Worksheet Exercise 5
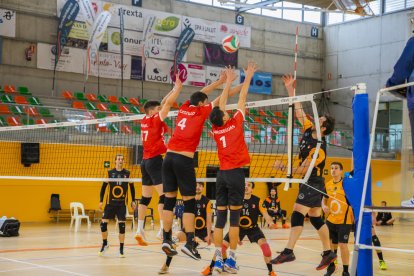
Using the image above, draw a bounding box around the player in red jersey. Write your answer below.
[208,61,257,273]
[135,75,183,246]
[161,69,242,260]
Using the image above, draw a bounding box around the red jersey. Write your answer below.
[212,110,250,170]
[141,113,168,159]
[167,100,213,153]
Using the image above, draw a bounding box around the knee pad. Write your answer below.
[260,243,272,257]
[291,211,305,227]
[310,216,325,230]
[215,209,227,229]
[229,209,241,227]
[184,198,196,214]
[158,194,165,204]
[140,196,152,206]
[372,235,381,247]
[100,221,108,232]
[118,222,126,234]
[164,197,177,211]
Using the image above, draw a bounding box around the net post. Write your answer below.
[284,101,295,191]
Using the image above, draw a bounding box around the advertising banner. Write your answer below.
[182,16,218,43]
[240,71,272,95]
[145,58,172,83]
[0,9,16,38]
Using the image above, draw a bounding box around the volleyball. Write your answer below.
[222,34,240,53]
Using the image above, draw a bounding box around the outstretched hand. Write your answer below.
[219,69,227,84]
[243,61,258,78]
[282,74,296,96]
[224,66,238,83]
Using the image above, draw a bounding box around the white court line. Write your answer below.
[0,256,88,276]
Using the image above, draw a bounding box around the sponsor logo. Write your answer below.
[155,16,180,32]
[298,193,305,200]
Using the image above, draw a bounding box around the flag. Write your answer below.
[77,0,96,37]
[173,26,195,75]
[86,10,111,80]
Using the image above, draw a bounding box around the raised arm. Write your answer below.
[159,74,183,121]
[387,37,414,87]
[282,74,307,126]
[238,61,258,113]
[212,67,238,108]
[201,69,227,95]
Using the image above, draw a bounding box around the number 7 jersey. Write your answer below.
[212,109,250,170]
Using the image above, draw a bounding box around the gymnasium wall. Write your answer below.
[0,0,323,104]
[0,139,401,222]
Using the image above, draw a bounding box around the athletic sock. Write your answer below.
[137,220,144,232]
[166,256,172,267]
[229,249,236,259]
[163,229,172,241]
[377,252,384,261]
[343,265,349,273]
[266,263,273,272]
[103,239,108,246]
[186,232,195,246]
[120,243,124,254]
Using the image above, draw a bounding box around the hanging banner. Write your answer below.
[87,10,111,79]
[68,21,108,42]
[78,0,96,36]
[182,16,218,43]
[204,43,238,68]
[57,0,102,22]
[206,66,240,86]
[147,10,182,37]
[216,23,251,48]
[145,58,172,83]
[37,43,131,79]
[108,28,143,56]
[182,63,206,87]
[0,9,16,38]
[240,71,272,95]
[104,2,144,31]
[131,55,143,80]
[146,35,179,61]
[55,0,80,70]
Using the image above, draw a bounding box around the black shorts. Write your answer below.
[295,176,325,208]
[216,168,245,207]
[326,221,352,244]
[224,226,265,244]
[162,152,196,196]
[141,155,163,186]
[102,204,126,221]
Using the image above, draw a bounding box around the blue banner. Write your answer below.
[240,71,272,95]
[55,0,79,69]
[173,26,195,74]
[131,56,143,80]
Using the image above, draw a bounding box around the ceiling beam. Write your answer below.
[237,0,282,13]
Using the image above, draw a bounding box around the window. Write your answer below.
[189,0,213,4]
[384,0,405,13]
[282,1,303,22]
[327,11,344,25]
[213,0,234,10]
[261,2,283,18]
[304,5,321,24]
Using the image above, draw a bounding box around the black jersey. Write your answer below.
[239,195,266,229]
[263,196,281,210]
[195,195,212,230]
[100,168,135,206]
[298,119,327,177]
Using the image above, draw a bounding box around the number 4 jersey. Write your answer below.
[212,109,250,170]
[167,100,213,153]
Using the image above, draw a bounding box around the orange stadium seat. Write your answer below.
[121,125,132,134]
[7,116,22,126]
[36,118,47,125]
[24,106,40,116]
[120,105,131,113]
[96,103,108,112]
[0,105,11,114]
[4,85,16,93]
[62,90,74,100]
[129,98,140,106]
[72,101,86,109]
[86,93,98,102]
[14,95,29,105]
[108,95,119,103]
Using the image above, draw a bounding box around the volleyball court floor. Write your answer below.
[0,221,413,275]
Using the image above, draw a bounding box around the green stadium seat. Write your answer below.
[0,116,8,126]
[249,109,259,116]
[22,117,35,125]
[132,125,141,134]
[28,96,41,105]
[86,102,98,111]
[279,119,287,126]
[1,94,15,103]
[108,124,119,133]
[119,96,129,105]
[266,110,276,117]
[139,99,148,105]
[39,107,54,117]
[97,94,109,103]
[10,105,25,115]
[130,106,141,114]
[164,117,173,127]
[108,104,121,113]
[74,92,87,101]
[245,116,255,123]
[18,86,31,95]
[96,112,107,119]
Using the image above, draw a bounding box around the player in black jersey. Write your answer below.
[263,187,290,228]
[159,182,213,274]
[271,74,336,270]
[203,182,277,276]
[98,154,136,257]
